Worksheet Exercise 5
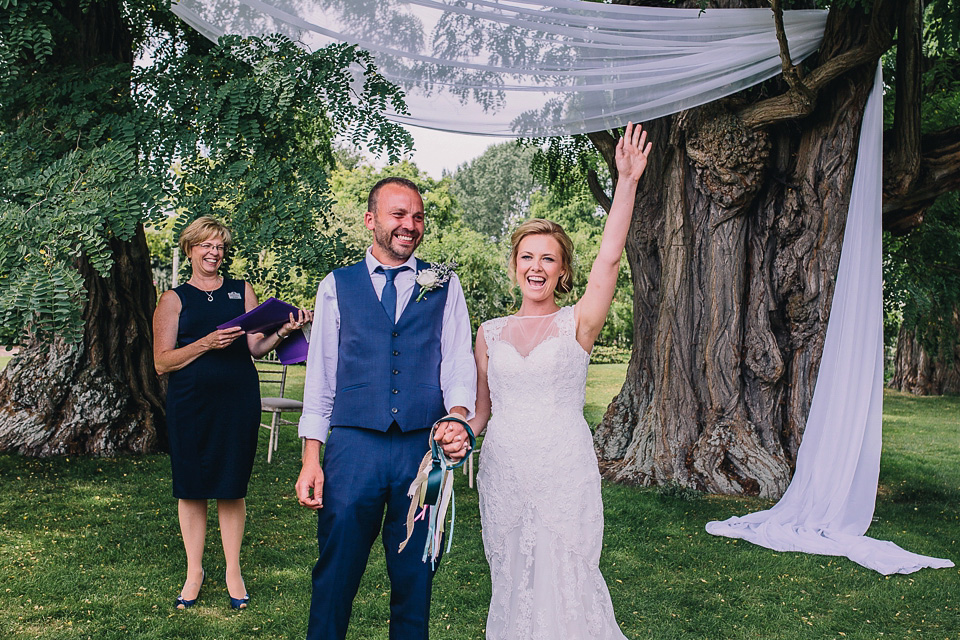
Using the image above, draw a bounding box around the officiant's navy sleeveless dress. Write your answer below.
[166,278,260,499]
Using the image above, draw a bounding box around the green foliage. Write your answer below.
[145,219,176,294]
[449,141,539,240]
[141,31,413,300]
[0,0,413,344]
[419,220,514,333]
[883,195,960,357]
[529,134,603,203]
[926,0,960,52]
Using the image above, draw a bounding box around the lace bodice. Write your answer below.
[481,306,589,427]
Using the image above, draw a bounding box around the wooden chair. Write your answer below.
[256,356,304,463]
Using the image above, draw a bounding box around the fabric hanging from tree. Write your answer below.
[704,65,953,575]
[171,0,954,574]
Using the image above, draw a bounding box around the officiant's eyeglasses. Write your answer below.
[196,243,226,253]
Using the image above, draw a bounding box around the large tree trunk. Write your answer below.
[0,226,166,456]
[0,2,167,456]
[594,4,879,497]
[888,316,960,396]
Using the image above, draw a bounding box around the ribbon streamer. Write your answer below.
[398,414,476,566]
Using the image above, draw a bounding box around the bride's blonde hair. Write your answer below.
[508,219,575,297]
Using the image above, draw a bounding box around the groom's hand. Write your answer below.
[296,439,325,510]
[434,408,470,462]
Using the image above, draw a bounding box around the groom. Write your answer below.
[296,177,476,640]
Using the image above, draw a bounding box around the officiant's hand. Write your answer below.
[434,408,470,462]
[202,326,245,350]
[277,309,314,339]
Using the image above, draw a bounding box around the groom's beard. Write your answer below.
[373,222,421,262]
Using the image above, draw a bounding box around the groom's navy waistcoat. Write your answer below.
[330,258,448,433]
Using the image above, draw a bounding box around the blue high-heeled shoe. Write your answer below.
[228,593,250,610]
[175,569,205,610]
[227,572,249,610]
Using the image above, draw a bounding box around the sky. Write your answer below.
[395,125,514,179]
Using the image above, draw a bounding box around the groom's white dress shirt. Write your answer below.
[298,249,477,443]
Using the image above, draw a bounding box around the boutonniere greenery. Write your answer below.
[415,261,458,302]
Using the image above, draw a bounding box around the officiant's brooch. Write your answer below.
[415,261,458,302]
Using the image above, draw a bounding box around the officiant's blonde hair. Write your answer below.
[179,216,233,258]
[508,218,574,296]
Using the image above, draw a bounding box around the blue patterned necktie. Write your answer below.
[376,266,407,322]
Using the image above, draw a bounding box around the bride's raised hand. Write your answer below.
[615,122,653,184]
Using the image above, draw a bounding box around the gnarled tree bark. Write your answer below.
[0,226,166,456]
[593,1,879,497]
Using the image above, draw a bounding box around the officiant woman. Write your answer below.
[153,216,311,610]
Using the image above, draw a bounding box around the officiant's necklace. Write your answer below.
[190,275,222,302]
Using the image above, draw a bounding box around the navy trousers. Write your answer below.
[307,425,437,640]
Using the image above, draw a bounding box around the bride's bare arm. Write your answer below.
[469,325,492,437]
[575,122,652,351]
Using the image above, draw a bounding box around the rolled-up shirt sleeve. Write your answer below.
[440,273,477,418]
[298,273,339,443]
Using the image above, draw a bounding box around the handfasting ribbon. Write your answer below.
[398,414,476,566]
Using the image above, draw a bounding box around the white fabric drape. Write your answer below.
[705,65,953,575]
[171,0,954,574]
[171,0,827,136]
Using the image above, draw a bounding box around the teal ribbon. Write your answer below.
[397,414,476,567]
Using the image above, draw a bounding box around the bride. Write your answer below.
[470,122,651,639]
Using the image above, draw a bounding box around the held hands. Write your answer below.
[433,417,470,462]
[202,326,245,350]
[616,121,653,184]
[278,309,314,339]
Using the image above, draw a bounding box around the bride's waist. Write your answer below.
[484,413,591,440]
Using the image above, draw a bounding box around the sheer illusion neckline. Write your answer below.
[512,308,561,319]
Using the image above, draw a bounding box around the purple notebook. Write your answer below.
[217,297,309,365]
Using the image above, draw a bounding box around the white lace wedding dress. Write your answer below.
[477,306,628,640]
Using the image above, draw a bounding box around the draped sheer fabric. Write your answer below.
[171,0,827,136]
[705,65,954,575]
[171,1,953,574]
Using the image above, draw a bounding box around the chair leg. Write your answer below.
[272,413,280,454]
[267,411,280,463]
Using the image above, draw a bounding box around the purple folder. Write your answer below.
[217,297,309,365]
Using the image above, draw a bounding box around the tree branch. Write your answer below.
[587,169,612,214]
[770,0,814,103]
[884,0,923,196]
[738,0,895,129]
[586,130,618,212]
[883,126,960,234]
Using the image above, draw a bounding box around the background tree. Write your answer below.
[0,0,410,456]
[450,141,539,240]
[883,25,960,395]
[569,0,960,497]
[885,194,960,394]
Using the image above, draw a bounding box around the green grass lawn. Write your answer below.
[0,366,957,639]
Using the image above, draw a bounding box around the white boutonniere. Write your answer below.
[415,261,458,302]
